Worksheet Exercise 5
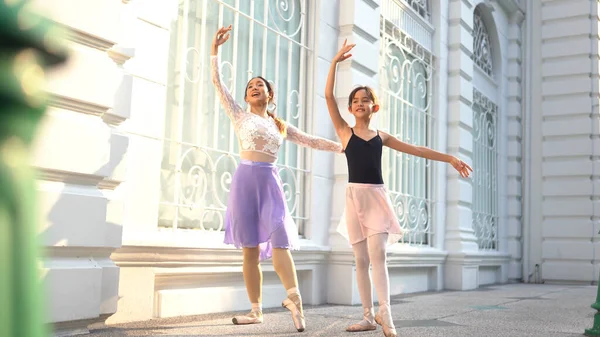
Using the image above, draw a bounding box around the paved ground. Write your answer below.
[87,284,597,337]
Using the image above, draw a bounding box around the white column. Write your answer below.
[432,0,449,250]
[529,0,599,284]
[107,0,176,324]
[431,0,451,292]
[327,0,381,305]
[505,11,525,282]
[444,0,479,290]
[30,0,134,334]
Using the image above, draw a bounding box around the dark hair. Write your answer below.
[245,76,287,136]
[347,86,379,107]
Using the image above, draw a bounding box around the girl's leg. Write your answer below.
[243,247,262,305]
[346,239,377,332]
[368,233,397,337]
[272,248,305,332]
[272,247,298,290]
[232,247,264,325]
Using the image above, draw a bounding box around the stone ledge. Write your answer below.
[446,250,511,265]
[111,239,330,268]
[52,316,108,337]
[329,245,448,267]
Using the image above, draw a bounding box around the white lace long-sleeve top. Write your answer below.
[210,55,342,158]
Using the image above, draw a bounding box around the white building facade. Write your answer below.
[31,0,600,335]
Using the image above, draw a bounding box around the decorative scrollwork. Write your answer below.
[174,148,239,231]
[388,25,430,61]
[473,7,493,77]
[287,90,301,120]
[390,193,431,245]
[268,0,305,40]
[472,89,497,150]
[159,145,305,232]
[403,0,429,21]
[277,166,300,214]
[185,47,201,83]
[381,26,432,111]
[473,213,497,250]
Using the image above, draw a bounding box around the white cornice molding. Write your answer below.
[36,168,122,190]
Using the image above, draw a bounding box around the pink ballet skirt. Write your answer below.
[337,183,404,246]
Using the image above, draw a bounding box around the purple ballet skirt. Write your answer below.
[224,159,300,260]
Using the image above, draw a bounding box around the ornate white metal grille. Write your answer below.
[381,0,433,51]
[379,16,435,246]
[472,7,493,77]
[158,0,311,233]
[472,89,498,250]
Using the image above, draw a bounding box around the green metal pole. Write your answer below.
[0,2,67,337]
[586,229,600,336]
[585,279,600,336]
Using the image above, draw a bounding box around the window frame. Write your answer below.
[378,15,436,247]
[156,0,317,240]
[471,7,500,251]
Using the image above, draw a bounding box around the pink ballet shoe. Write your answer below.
[282,293,305,332]
[375,307,397,337]
[232,309,263,325]
[346,308,377,332]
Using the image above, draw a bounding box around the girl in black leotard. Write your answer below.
[325,40,473,337]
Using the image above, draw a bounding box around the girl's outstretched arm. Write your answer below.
[379,130,473,178]
[325,39,355,142]
[286,124,343,153]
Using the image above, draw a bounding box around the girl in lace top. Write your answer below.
[211,25,342,332]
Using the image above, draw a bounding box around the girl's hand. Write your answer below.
[333,39,355,63]
[450,157,473,178]
[211,25,232,55]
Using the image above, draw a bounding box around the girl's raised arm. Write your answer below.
[325,39,355,140]
[210,25,244,121]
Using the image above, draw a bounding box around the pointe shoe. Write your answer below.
[282,293,305,332]
[375,312,397,337]
[346,308,377,332]
[232,309,263,325]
